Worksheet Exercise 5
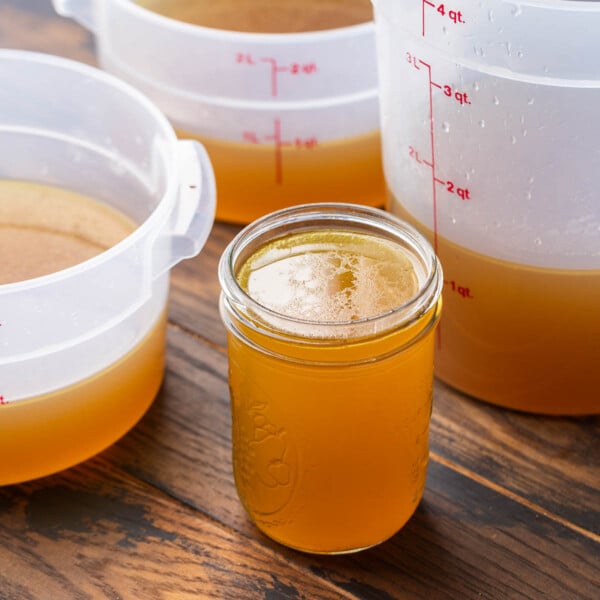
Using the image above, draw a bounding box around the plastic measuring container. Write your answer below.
[0,50,215,484]
[54,0,384,224]
[373,0,600,414]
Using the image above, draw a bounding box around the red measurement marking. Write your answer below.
[446,181,471,200]
[243,120,318,185]
[236,52,255,65]
[444,280,474,299]
[236,53,318,98]
[0,396,6,405]
[418,59,440,255]
[422,1,466,37]
[264,118,291,184]
[409,148,473,201]
[443,85,471,105]
[243,131,260,144]
[261,57,290,98]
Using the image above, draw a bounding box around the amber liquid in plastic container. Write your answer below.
[0,313,166,485]
[137,0,383,224]
[0,180,165,484]
[220,206,442,553]
[136,0,374,33]
[390,195,600,415]
[190,130,385,224]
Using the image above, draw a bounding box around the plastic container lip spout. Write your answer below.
[219,203,442,554]
[373,0,600,414]
[0,49,216,485]
[53,0,385,224]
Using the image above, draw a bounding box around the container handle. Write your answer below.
[151,140,216,280]
[52,0,97,33]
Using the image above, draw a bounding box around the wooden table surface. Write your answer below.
[1,2,598,599]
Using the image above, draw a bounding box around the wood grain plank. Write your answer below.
[430,383,600,535]
[101,325,600,599]
[0,462,355,600]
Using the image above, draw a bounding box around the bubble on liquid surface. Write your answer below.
[237,231,420,323]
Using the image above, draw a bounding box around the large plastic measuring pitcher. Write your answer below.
[54,0,383,225]
[373,0,600,414]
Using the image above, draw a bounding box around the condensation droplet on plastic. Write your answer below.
[473,81,480,91]
[525,191,532,201]
[517,50,524,59]
[528,176,535,184]
[520,115,526,125]
[511,4,523,17]
[488,10,494,22]
[451,217,457,225]
[465,172,471,181]
[522,128,528,137]
[533,237,542,246]
[527,97,535,105]
[442,122,450,133]
[493,96,500,106]
[442,26,448,35]
[510,135,517,145]
[479,120,486,128]
[504,42,512,56]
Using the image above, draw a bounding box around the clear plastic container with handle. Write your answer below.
[0,50,215,484]
[53,0,384,224]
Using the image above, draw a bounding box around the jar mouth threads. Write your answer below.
[219,203,443,341]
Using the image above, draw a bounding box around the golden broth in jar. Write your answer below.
[219,204,442,554]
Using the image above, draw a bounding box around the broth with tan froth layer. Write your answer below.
[136,0,373,33]
[228,228,438,553]
[0,180,135,285]
[237,230,419,323]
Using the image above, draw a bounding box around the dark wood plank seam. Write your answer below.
[431,450,600,542]
[113,461,360,600]
[167,319,228,356]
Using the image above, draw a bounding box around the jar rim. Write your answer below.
[218,203,443,340]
